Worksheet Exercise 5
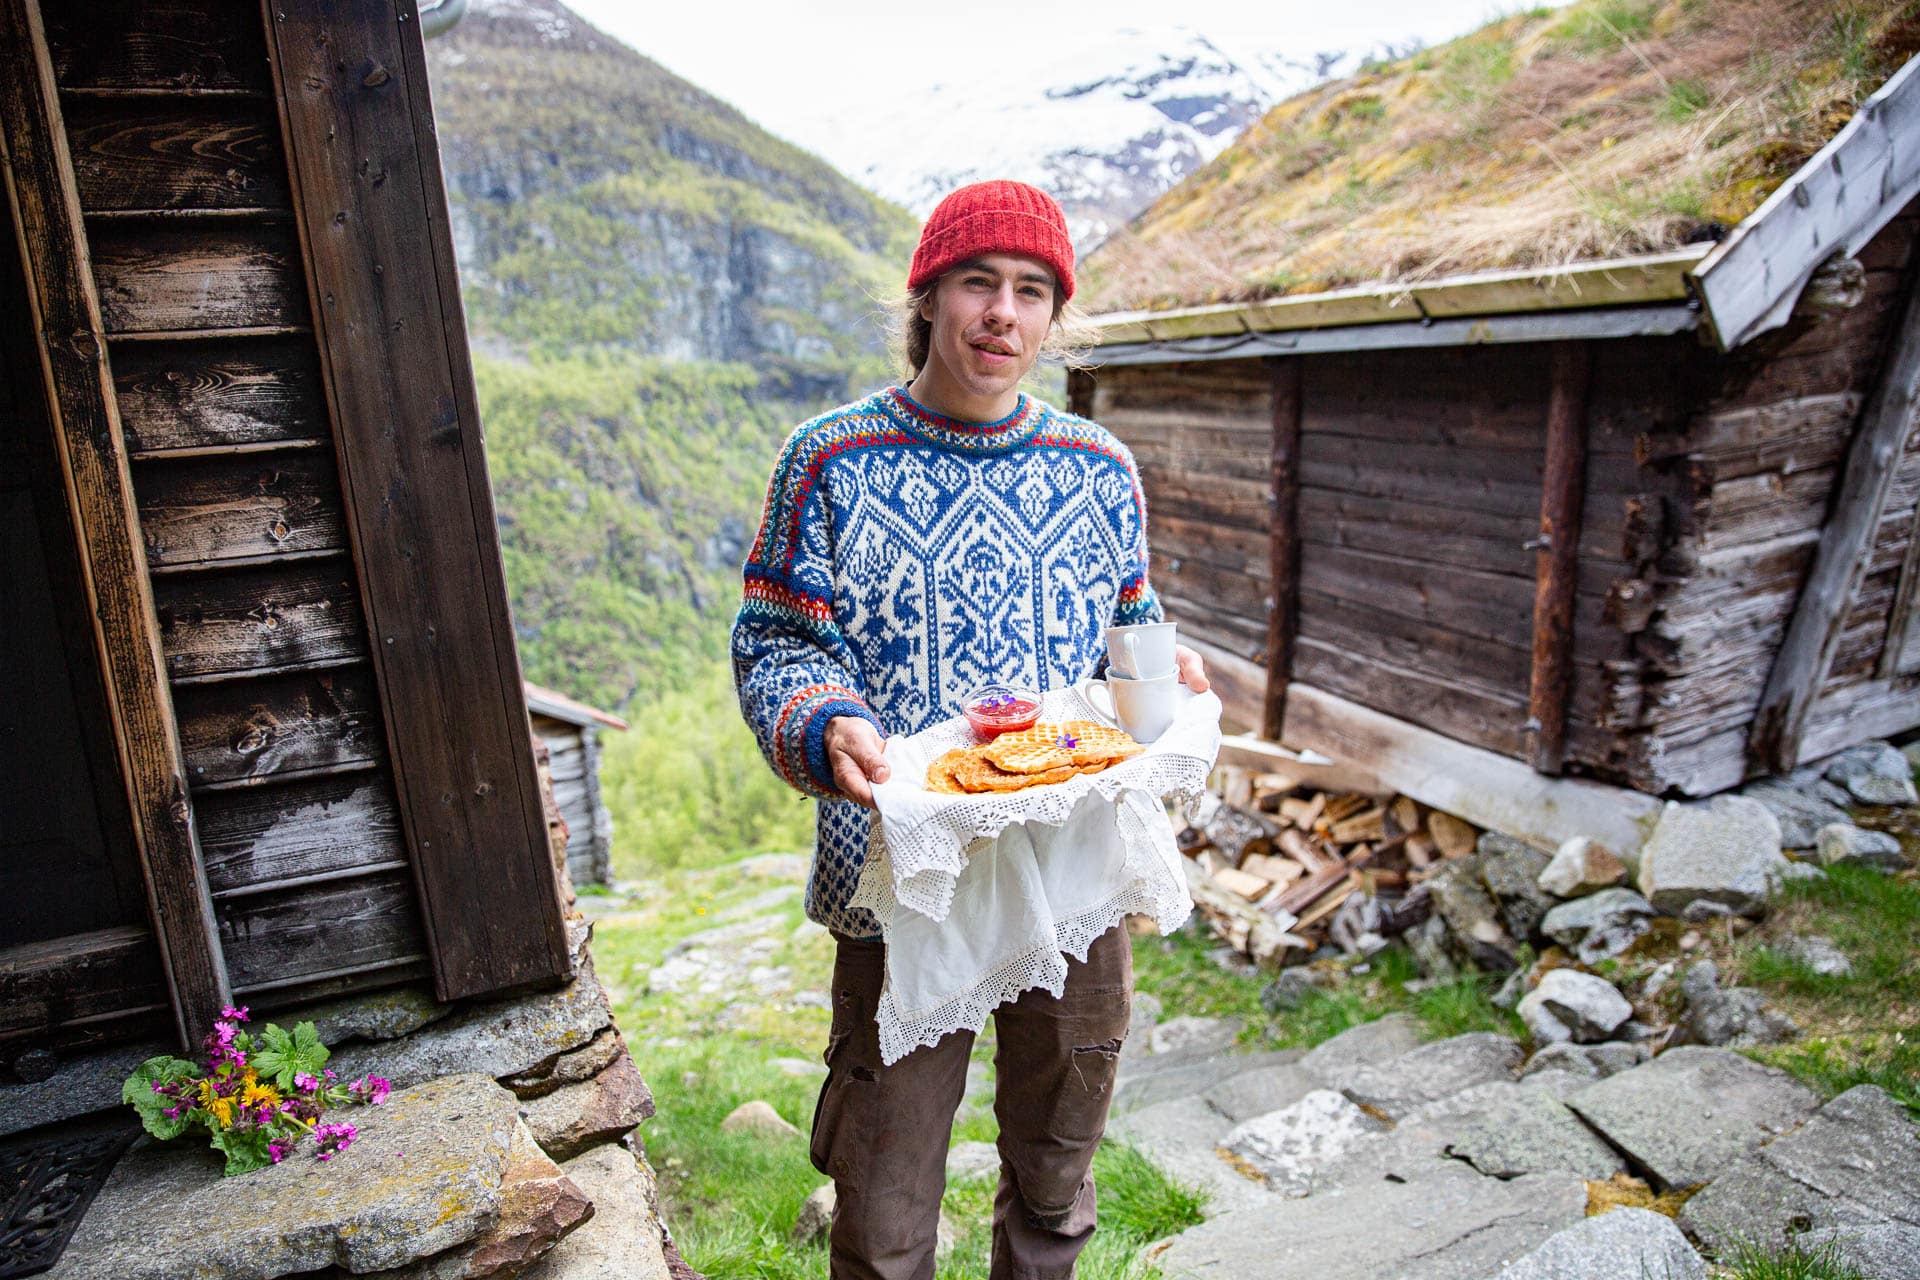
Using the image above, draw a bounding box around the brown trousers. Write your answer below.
[810,926,1133,1280]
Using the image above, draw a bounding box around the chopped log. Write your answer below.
[1213,866,1270,900]
[1272,847,1374,917]
[1323,793,1371,823]
[1203,804,1279,866]
[1240,854,1305,884]
[1278,827,1338,872]
[1429,811,1479,859]
[1175,824,1210,855]
[1184,860,1303,969]
[1404,832,1438,870]
[1252,771,1298,796]
[1388,795,1424,837]
[1295,883,1358,932]
[1280,793,1326,829]
[1330,805,1387,845]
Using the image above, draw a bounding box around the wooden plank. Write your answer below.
[1298,487,1535,571]
[1179,633,1266,735]
[1295,636,1529,759]
[218,869,423,993]
[133,450,345,567]
[0,0,229,1050]
[1299,543,1537,650]
[174,664,385,786]
[153,559,366,680]
[42,1,271,92]
[88,220,302,333]
[1265,356,1299,740]
[267,0,568,999]
[196,771,403,894]
[60,96,285,211]
[1750,268,1920,773]
[1879,505,1920,676]
[1528,343,1591,773]
[111,336,327,453]
[0,925,169,1049]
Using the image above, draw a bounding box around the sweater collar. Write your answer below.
[879,385,1041,453]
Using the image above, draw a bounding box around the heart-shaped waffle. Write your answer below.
[1059,721,1145,766]
[981,722,1082,774]
[924,747,973,795]
[952,750,1077,792]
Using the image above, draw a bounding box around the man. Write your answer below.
[732,179,1207,1280]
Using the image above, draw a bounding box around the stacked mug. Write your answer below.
[1079,622,1181,743]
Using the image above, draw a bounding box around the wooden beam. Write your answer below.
[1279,682,1665,864]
[263,0,570,999]
[1527,342,1592,774]
[1264,356,1301,740]
[1878,504,1920,678]
[1751,269,1920,773]
[0,0,229,1049]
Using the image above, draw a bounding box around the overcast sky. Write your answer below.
[563,0,1542,153]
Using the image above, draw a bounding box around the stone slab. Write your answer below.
[1565,1046,1819,1190]
[519,1050,655,1161]
[1798,1223,1920,1280]
[504,1029,625,1099]
[1636,796,1788,918]
[1295,1013,1422,1090]
[1150,1016,1243,1057]
[1338,1033,1524,1121]
[46,1073,520,1280]
[1108,1094,1265,1216]
[1741,781,1849,850]
[1157,1165,1588,1280]
[1441,1083,1627,1181]
[1202,1061,1323,1124]
[1115,1049,1303,1113]
[1219,1090,1388,1196]
[291,985,453,1046]
[1681,1084,1920,1254]
[1495,1207,1706,1280]
[0,1039,169,1139]
[522,1143,672,1280]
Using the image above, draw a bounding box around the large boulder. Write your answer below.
[1537,837,1628,899]
[1107,1094,1265,1215]
[1540,889,1655,963]
[1516,969,1633,1045]
[1338,1033,1524,1121]
[1670,960,1798,1049]
[1564,1046,1819,1190]
[1635,796,1790,918]
[1150,1016,1242,1057]
[388,1119,593,1278]
[523,1142,672,1280]
[1824,741,1919,805]
[1219,1089,1389,1196]
[1494,1207,1706,1280]
[1682,1084,1920,1255]
[1741,780,1850,850]
[1816,823,1910,872]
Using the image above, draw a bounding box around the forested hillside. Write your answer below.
[425,0,917,713]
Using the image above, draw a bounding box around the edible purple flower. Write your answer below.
[1055,734,1079,749]
[314,1121,356,1161]
[350,1074,391,1106]
[220,1005,249,1022]
[293,1072,321,1093]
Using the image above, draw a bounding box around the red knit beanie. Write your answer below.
[908,180,1075,301]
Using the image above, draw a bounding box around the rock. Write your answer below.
[734,851,810,880]
[1295,1013,1423,1091]
[0,1039,171,1139]
[1672,960,1799,1049]
[1825,742,1920,805]
[1202,1060,1321,1124]
[1564,1046,1819,1190]
[772,1056,827,1078]
[1404,915,1460,981]
[1798,1223,1920,1280]
[1108,1095,1265,1215]
[791,1183,835,1244]
[1131,990,1164,1034]
[1337,1032,1524,1121]
[1477,834,1558,942]
[523,1142,672,1280]
[1776,934,1854,977]
[1116,1049,1305,1115]
[1219,1090,1390,1195]
[46,1074,524,1280]
[1540,889,1656,963]
[1683,1084,1920,1254]
[946,1140,999,1182]
[518,1050,655,1161]
[503,1029,626,1099]
[1636,795,1789,918]
[1428,856,1521,971]
[720,1099,801,1139]
[1519,1041,1646,1083]
[1537,837,1628,899]
[333,951,613,1089]
[1491,966,1527,1010]
[1261,967,1332,1012]
[1494,1206,1706,1280]
[1439,1083,1627,1181]
[1149,1015,1242,1057]
[1907,740,1920,773]
[1816,822,1910,871]
[1517,970,1632,1045]
[296,985,454,1046]
[386,1120,593,1278]
[1155,1164,1587,1280]
[1786,764,1858,808]
[1742,781,1850,850]
[1428,811,1479,859]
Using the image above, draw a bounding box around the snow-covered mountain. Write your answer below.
[787,29,1350,253]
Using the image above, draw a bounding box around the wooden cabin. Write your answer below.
[1075,52,1920,855]
[526,682,627,890]
[1,0,572,1071]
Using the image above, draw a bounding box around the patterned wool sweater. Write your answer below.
[731,384,1163,937]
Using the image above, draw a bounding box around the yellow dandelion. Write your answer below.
[206,1095,237,1129]
[241,1081,282,1110]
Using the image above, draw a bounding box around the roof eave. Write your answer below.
[523,681,630,732]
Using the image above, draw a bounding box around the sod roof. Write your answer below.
[1080,0,1920,316]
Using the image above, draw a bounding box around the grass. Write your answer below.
[1716,1235,1870,1280]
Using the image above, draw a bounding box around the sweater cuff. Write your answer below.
[801,696,884,797]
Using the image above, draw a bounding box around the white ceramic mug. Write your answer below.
[1105,621,1177,679]
[1077,670,1180,743]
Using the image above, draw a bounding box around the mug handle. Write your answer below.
[1074,675,1119,726]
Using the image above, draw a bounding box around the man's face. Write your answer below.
[919,254,1056,411]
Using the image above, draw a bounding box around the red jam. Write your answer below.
[963,688,1040,739]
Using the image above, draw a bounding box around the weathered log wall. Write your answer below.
[531,716,615,890]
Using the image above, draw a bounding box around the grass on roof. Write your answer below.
[1082,0,1920,314]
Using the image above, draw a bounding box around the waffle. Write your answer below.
[918,722,1144,796]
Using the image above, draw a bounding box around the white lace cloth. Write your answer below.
[850,684,1222,1064]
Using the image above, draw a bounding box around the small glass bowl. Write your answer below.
[961,682,1042,739]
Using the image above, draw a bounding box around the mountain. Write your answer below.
[424,0,918,710]
[787,28,1346,252]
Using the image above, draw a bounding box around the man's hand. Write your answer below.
[824,715,890,809]
[1174,643,1211,693]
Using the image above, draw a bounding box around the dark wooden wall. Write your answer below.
[531,716,614,890]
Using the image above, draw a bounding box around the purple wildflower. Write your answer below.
[350,1074,392,1106]
[268,1141,288,1164]
[221,1005,249,1022]
[151,1080,168,1094]
[1055,733,1079,749]
[293,1072,321,1093]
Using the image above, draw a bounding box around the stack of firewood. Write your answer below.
[1176,764,1482,966]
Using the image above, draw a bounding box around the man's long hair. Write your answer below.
[889,278,1096,380]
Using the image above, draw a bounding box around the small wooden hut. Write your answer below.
[1075,37,1920,855]
[1,0,571,1067]
[526,682,628,890]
